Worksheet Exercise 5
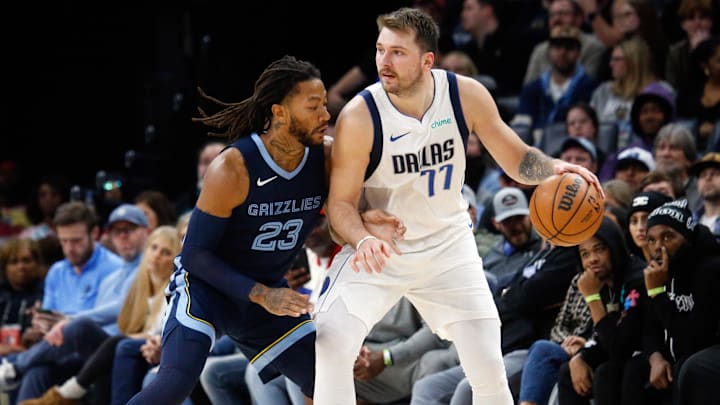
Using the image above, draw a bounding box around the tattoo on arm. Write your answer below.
[518,148,554,183]
[249,283,266,303]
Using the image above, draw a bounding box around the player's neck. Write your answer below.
[387,72,435,120]
[261,132,305,171]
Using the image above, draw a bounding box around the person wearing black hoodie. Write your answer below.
[620,199,720,404]
[556,215,648,405]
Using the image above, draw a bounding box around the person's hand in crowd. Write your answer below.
[648,352,673,390]
[141,335,162,365]
[44,318,70,346]
[561,335,587,357]
[569,353,593,397]
[353,345,385,381]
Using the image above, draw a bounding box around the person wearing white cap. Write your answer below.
[484,187,543,294]
[614,146,656,191]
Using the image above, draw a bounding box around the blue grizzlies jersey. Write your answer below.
[220,133,326,286]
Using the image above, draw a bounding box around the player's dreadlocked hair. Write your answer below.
[192,55,322,142]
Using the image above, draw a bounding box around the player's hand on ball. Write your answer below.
[553,159,605,199]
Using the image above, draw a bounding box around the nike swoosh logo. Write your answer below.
[256,176,278,186]
[389,132,411,142]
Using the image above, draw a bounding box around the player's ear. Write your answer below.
[423,51,435,71]
[271,103,288,125]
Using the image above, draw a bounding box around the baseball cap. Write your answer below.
[616,147,655,172]
[560,137,597,162]
[107,204,149,228]
[689,152,720,177]
[493,187,529,222]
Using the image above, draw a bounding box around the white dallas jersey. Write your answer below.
[360,70,471,242]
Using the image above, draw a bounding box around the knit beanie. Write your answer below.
[627,191,673,219]
[646,200,697,242]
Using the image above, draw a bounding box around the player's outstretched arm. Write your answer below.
[456,75,602,196]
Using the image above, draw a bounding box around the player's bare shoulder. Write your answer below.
[334,94,374,150]
[453,73,504,135]
[197,145,250,215]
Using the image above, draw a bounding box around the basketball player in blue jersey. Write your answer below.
[313,8,603,405]
[127,56,403,405]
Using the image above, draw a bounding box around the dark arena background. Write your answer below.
[1,1,412,203]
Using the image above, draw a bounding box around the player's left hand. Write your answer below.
[553,159,605,199]
[256,286,314,317]
[352,237,394,274]
[361,209,406,254]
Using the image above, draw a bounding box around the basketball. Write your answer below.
[529,173,604,247]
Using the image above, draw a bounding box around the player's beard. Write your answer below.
[381,66,423,97]
[288,116,322,147]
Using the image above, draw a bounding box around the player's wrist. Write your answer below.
[248,283,269,304]
[356,235,378,251]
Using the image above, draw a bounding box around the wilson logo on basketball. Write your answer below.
[557,176,582,211]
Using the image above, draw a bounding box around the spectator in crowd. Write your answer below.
[0,238,45,356]
[512,26,598,137]
[579,0,669,81]
[677,36,720,150]
[133,190,177,233]
[566,102,599,143]
[666,0,714,101]
[457,0,534,97]
[652,123,701,211]
[439,50,479,78]
[0,202,125,400]
[558,137,599,174]
[621,200,720,404]
[598,81,675,182]
[0,204,149,401]
[20,175,70,266]
[18,225,180,405]
[565,102,608,166]
[638,170,681,199]
[601,178,634,209]
[590,36,672,151]
[613,146,656,191]
[556,216,648,405]
[688,152,720,237]
[625,190,673,262]
[482,187,543,294]
[524,0,605,84]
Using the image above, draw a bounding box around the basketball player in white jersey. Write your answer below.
[312,7,602,405]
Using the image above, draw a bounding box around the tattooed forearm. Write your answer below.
[518,148,555,183]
